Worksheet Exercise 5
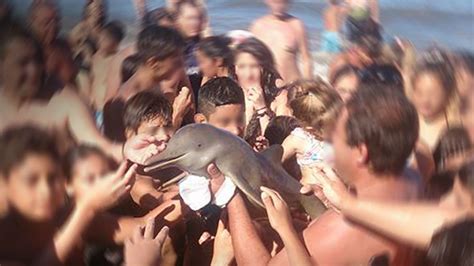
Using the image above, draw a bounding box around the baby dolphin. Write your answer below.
[144,123,325,218]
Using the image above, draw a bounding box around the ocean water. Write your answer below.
[11,0,474,51]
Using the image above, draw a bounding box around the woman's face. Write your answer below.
[413,72,449,120]
[196,50,219,78]
[69,154,110,201]
[235,52,262,89]
[176,4,203,38]
[333,73,359,102]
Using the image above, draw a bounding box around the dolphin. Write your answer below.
[143,123,326,219]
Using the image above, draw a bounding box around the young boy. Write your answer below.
[321,0,345,53]
[103,25,191,142]
[90,21,125,127]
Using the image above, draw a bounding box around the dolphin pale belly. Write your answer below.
[144,123,326,219]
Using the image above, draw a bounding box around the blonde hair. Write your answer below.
[287,79,343,140]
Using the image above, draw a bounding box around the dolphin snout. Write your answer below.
[143,153,186,173]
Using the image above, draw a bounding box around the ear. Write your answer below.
[215,57,224,68]
[125,128,135,140]
[194,113,208,124]
[146,56,161,71]
[356,144,369,166]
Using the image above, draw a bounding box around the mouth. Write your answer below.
[144,154,186,173]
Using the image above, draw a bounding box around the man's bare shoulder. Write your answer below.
[302,210,394,264]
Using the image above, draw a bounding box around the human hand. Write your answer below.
[211,212,234,266]
[207,164,226,195]
[124,218,169,266]
[253,136,269,152]
[124,134,166,165]
[78,162,137,213]
[260,186,294,234]
[248,86,266,110]
[173,87,193,114]
[299,164,352,211]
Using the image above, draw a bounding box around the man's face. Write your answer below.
[5,154,65,222]
[30,5,60,45]
[134,117,175,144]
[265,0,290,17]
[1,37,42,100]
[331,108,358,182]
[207,104,245,137]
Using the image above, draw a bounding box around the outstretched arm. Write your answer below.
[309,164,462,249]
[297,21,313,79]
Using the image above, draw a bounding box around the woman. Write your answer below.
[195,35,234,85]
[232,37,289,146]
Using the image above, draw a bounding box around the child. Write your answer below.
[123,91,178,212]
[282,79,343,184]
[103,25,190,142]
[179,77,246,212]
[0,126,137,265]
[321,0,344,53]
[90,21,125,127]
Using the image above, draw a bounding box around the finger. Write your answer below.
[260,186,282,202]
[207,163,224,179]
[118,164,137,188]
[155,226,169,245]
[144,135,157,144]
[322,165,341,182]
[260,191,275,210]
[198,231,212,245]
[300,185,314,195]
[132,225,144,242]
[113,162,128,180]
[144,218,156,240]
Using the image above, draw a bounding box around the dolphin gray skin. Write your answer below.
[144,123,326,219]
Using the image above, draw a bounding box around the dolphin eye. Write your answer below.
[197,144,202,148]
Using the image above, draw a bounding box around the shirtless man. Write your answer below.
[213,84,420,265]
[0,25,157,164]
[250,0,313,83]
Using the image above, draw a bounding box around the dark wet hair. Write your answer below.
[234,37,281,104]
[198,77,245,118]
[196,35,234,71]
[412,49,456,99]
[330,64,359,85]
[264,116,301,146]
[433,127,472,172]
[359,64,404,91]
[142,7,173,28]
[63,144,110,181]
[136,25,185,62]
[347,17,383,58]
[346,83,419,175]
[121,54,141,83]
[454,50,474,75]
[102,21,124,43]
[123,90,173,133]
[427,219,474,266]
[0,126,59,178]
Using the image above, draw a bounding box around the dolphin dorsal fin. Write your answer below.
[260,145,284,164]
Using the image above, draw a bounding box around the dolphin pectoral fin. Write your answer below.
[260,145,284,164]
[299,194,326,219]
[228,173,265,209]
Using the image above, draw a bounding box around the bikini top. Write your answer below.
[291,127,334,166]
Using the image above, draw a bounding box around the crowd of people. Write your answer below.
[0,0,473,265]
